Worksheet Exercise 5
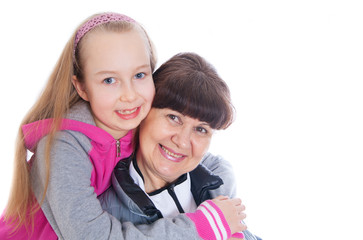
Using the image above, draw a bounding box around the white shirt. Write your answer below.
[129,160,197,218]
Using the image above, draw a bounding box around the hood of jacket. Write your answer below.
[22,101,133,151]
[22,101,133,195]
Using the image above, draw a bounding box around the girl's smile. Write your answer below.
[116,107,141,120]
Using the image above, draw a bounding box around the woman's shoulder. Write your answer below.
[201,152,232,170]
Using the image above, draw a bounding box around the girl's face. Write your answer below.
[73,29,155,139]
[137,108,214,192]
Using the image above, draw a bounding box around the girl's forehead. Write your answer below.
[81,28,148,59]
[81,30,151,75]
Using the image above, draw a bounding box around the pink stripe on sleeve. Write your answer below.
[186,200,232,240]
[232,232,246,239]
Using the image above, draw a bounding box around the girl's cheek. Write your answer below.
[140,80,155,101]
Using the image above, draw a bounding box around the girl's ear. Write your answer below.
[72,75,89,101]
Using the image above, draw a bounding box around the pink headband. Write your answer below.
[74,12,136,55]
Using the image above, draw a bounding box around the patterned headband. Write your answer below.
[74,12,136,56]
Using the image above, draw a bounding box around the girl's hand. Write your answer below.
[211,195,247,234]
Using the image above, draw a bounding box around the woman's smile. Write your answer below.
[159,144,186,162]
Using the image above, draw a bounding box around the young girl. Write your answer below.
[0,12,245,239]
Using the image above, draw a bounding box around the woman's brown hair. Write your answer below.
[152,52,235,130]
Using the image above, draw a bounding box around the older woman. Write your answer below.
[100,53,261,240]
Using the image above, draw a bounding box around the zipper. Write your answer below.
[167,185,185,213]
[116,140,121,158]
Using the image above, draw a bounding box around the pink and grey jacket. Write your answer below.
[0,101,243,240]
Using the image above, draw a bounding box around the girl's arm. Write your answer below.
[32,132,235,240]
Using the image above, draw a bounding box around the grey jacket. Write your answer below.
[29,102,259,240]
[99,154,224,223]
[99,154,260,240]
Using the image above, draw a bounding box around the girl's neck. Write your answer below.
[93,117,132,140]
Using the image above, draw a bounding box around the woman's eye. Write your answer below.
[103,77,116,84]
[167,114,181,124]
[135,72,145,79]
[195,126,208,134]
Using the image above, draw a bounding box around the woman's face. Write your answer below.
[137,108,214,192]
[73,29,155,139]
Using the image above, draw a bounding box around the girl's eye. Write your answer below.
[135,72,145,79]
[103,77,116,84]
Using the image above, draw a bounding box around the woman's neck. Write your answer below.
[135,151,169,193]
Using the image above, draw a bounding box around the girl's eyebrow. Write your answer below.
[135,64,151,70]
[95,64,151,76]
[95,70,118,76]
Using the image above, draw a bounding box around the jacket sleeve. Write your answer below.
[31,131,202,240]
[201,152,237,198]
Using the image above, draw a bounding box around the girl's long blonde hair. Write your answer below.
[4,12,157,232]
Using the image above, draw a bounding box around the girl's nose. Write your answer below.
[119,82,137,102]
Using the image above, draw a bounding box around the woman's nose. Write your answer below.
[171,127,191,149]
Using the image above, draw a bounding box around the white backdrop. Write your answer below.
[0,1,362,239]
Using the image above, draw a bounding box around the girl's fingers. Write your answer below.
[230,198,242,206]
[238,221,248,231]
[238,211,247,221]
[215,195,229,200]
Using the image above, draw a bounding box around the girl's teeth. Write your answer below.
[118,108,137,114]
[161,146,183,158]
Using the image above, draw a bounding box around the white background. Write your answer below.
[0,1,362,239]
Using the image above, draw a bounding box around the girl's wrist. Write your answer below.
[186,200,232,240]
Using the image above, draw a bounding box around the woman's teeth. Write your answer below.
[161,145,183,158]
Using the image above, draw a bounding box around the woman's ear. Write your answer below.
[72,75,89,101]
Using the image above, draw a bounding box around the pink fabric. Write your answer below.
[22,119,124,151]
[88,132,133,195]
[186,200,245,240]
[0,208,58,240]
[186,209,213,240]
[74,12,135,53]
[187,200,233,240]
[0,118,133,239]
[232,232,246,239]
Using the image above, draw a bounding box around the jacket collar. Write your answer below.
[22,101,133,151]
[112,154,224,217]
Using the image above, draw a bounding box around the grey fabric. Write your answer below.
[30,101,261,239]
[99,153,260,240]
[98,156,223,223]
[30,102,201,239]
